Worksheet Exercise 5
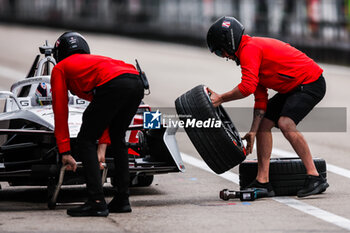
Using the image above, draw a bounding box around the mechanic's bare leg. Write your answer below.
[278,116,319,176]
[256,118,275,183]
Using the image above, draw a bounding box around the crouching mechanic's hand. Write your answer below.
[97,144,107,170]
[207,87,223,107]
[62,154,77,172]
[242,132,256,155]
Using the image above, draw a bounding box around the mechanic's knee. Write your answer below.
[278,116,296,133]
[258,118,275,133]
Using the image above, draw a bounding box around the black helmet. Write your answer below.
[207,16,245,58]
[53,32,90,63]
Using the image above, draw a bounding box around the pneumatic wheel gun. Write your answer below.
[219,188,269,201]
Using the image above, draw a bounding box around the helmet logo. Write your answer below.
[69,36,77,44]
[68,36,78,49]
[222,21,231,28]
[55,40,60,47]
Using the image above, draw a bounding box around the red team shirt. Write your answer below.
[51,54,140,154]
[236,35,323,110]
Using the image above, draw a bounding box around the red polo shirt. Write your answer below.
[51,54,139,154]
[236,35,323,110]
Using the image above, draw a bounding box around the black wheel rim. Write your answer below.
[215,105,244,149]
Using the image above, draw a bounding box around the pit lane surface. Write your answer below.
[0,24,350,233]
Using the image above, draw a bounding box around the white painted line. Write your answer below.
[0,65,25,80]
[180,152,350,231]
[273,197,350,231]
[180,153,239,184]
[272,148,350,179]
[326,164,350,179]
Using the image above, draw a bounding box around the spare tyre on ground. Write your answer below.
[175,85,246,174]
[239,158,327,196]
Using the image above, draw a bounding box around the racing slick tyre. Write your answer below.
[175,85,246,174]
[239,158,327,196]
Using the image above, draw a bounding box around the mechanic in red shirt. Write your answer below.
[51,32,144,216]
[206,16,329,198]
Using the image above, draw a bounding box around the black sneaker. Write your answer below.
[67,200,109,217]
[246,179,275,197]
[297,175,329,198]
[108,193,132,213]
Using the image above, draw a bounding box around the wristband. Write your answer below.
[60,151,71,156]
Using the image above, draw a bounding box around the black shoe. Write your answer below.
[246,179,275,197]
[108,193,132,213]
[67,200,109,217]
[297,175,329,198]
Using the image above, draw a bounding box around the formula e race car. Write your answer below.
[0,41,185,208]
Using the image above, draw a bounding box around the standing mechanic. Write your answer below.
[51,32,144,216]
[206,16,329,198]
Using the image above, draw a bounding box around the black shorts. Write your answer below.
[264,75,326,126]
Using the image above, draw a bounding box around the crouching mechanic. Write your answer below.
[51,32,144,216]
[206,16,329,198]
